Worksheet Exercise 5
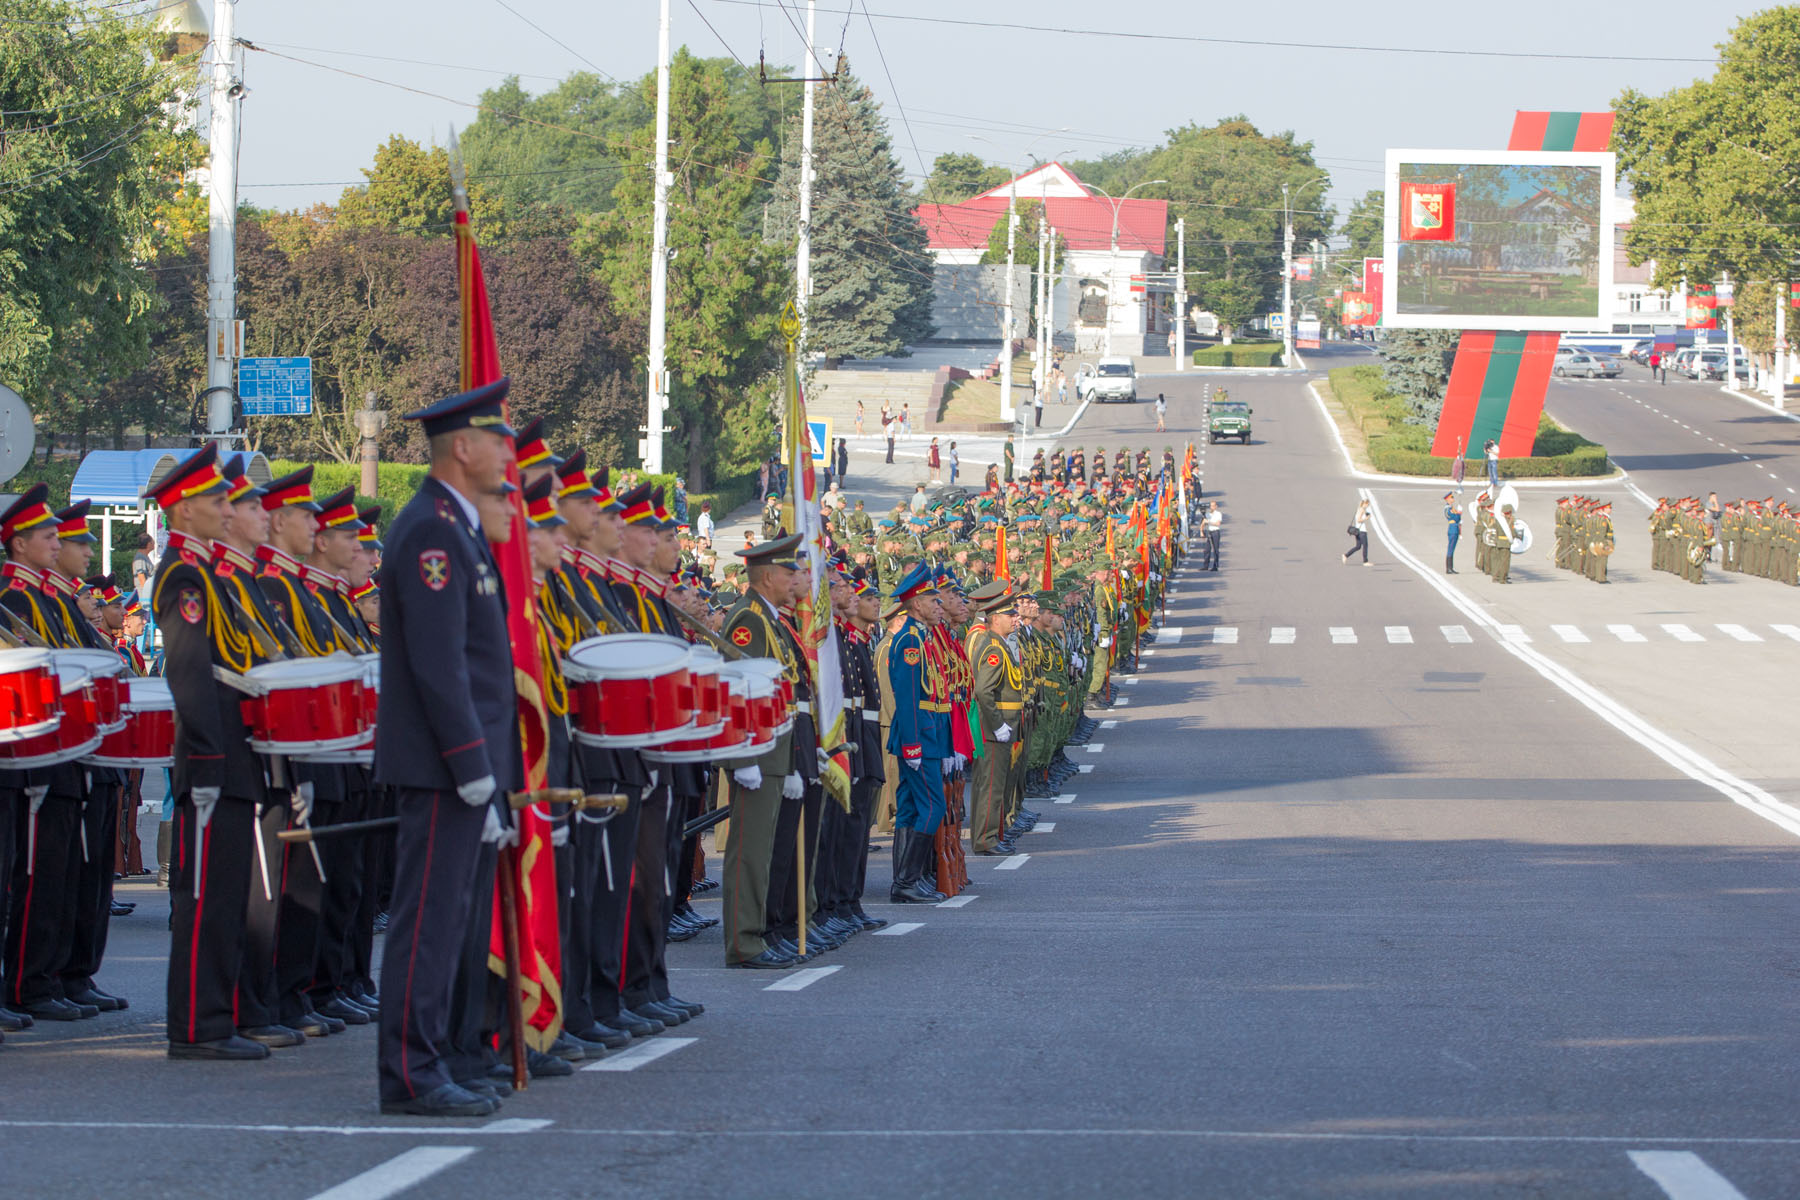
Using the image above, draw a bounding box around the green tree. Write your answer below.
[577,50,788,489]
[979,198,1064,267]
[1341,188,1384,264]
[335,135,504,237]
[1613,10,1800,291]
[0,0,198,438]
[1380,329,1460,426]
[771,63,934,360]
[920,151,1009,204]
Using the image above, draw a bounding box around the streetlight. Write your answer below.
[1281,171,1331,364]
[1084,179,1167,356]
[970,131,1070,425]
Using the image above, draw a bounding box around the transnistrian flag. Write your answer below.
[453,149,561,1051]
[996,524,1010,581]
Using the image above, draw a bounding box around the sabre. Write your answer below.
[0,606,48,649]
[277,815,397,844]
[252,802,273,903]
[681,805,731,840]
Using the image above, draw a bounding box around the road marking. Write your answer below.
[1770,471,1780,479]
[1627,1150,1749,1200]
[995,854,1030,870]
[1156,626,1184,644]
[583,1036,697,1072]
[307,1147,478,1200]
[936,894,977,908]
[1552,624,1590,643]
[763,966,842,992]
[873,922,923,936]
[1496,625,1532,643]
[1030,822,1056,833]
[1771,624,1800,642]
[1100,719,1118,729]
[1270,626,1296,644]
[477,1119,554,1134]
[1077,764,1094,773]
[1385,625,1412,644]
[1085,743,1106,753]
[1662,623,1705,643]
[1212,626,1238,644]
[1112,697,1132,706]
[1123,676,1139,686]
[1053,794,1076,804]
[1329,627,1357,644]
[1141,649,1156,656]
[1715,623,1762,642]
[1441,625,1472,644]
[1608,624,1648,643]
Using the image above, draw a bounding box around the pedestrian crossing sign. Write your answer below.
[806,419,830,464]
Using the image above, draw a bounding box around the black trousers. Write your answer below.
[377,788,490,1103]
[237,797,287,1028]
[5,792,80,1007]
[848,777,879,911]
[349,780,393,996]
[765,782,821,942]
[167,794,254,1045]
[444,838,500,1086]
[562,813,613,1033]
[574,777,639,1025]
[1204,529,1222,569]
[311,770,367,1007]
[622,783,671,1010]
[275,766,332,1024]
[0,785,14,988]
[814,793,844,917]
[64,776,121,996]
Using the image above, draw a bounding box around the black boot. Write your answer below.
[889,829,939,904]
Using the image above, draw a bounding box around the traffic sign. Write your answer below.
[805,418,831,464]
[1267,313,1286,331]
[238,357,314,416]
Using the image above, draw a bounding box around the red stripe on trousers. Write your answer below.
[186,814,211,1043]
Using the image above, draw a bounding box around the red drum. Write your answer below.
[239,657,370,756]
[0,647,61,745]
[1,665,101,768]
[52,650,128,736]
[85,677,174,768]
[564,633,694,749]
[729,660,782,755]
[642,650,737,763]
[685,648,725,735]
[297,652,378,764]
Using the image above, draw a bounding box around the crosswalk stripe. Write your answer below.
[1772,624,1800,642]
[1329,627,1357,644]
[1552,624,1590,643]
[1662,623,1705,643]
[1497,625,1532,643]
[1608,624,1647,643]
[1155,626,1184,645]
[1627,1149,1750,1200]
[1715,623,1762,642]
[1212,626,1238,644]
[1270,627,1296,644]
[1441,625,1472,644]
[1385,626,1412,644]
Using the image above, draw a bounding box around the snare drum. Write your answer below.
[1,665,101,768]
[642,650,737,763]
[729,660,781,756]
[52,649,128,736]
[84,677,175,768]
[0,647,61,745]
[294,652,379,764]
[240,657,370,756]
[564,633,695,748]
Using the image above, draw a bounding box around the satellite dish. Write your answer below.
[0,385,35,487]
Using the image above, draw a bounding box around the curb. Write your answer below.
[1719,385,1800,424]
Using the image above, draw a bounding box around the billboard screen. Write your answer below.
[1382,149,1616,331]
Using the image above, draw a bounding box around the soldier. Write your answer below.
[966,580,1021,856]
[886,562,950,903]
[375,379,520,1116]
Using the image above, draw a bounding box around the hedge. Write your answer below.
[1192,342,1284,368]
[1326,365,1612,479]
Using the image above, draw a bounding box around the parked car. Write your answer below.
[1626,340,1654,364]
[1078,357,1137,403]
[1209,401,1253,443]
[1552,353,1621,379]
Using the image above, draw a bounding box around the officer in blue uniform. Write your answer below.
[885,563,950,903]
[374,378,520,1118]
[1444,491,1462,575]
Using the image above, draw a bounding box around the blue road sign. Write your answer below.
[238,357,314,416]
[805,418,831,463]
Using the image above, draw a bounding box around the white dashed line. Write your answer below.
[1552,625,1590,643]
[763,966,842,992]
[935,894,978,909]
[1496,625,1532,643]
[995,854,1031,870]
[1155,626,1185,644]
[1771,624,1800,642]
[1077,764,1094,773]
[1662,623,1705,643]
[583,1037,698,1072]
[1270,627,1297,644]
[1112,697,1132,706]
[1716,623,1762,642]
[1085,743,1106,753]
[1030,822,1055,833]
[1052,793,1076,804]
[1627,1150,1749,1200]
[1100,720,1118,729]
[873,923,923,936]
[1212,626,1238,644]
[1123,676,1139,686]
[1385,626,1413,644]
[1608,624,1647,643]
[1441,625,1473,644]
[307,1147,479,1200]
[1329,626,1357,644]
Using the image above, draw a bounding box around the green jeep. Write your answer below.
[1209,401,1252,443]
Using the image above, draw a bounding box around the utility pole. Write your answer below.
[999,179,1019,424]
[1034,215,1048,403]
[1281,183,1295,366]
[204,0,240,442]
[644,0,673,474]
[795,0,817,354]
[1174,217,1187,371]
[1046,229,1058,379]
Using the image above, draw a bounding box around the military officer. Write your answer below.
[966,580,1021,856]
[885,563,949,903]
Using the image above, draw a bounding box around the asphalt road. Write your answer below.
[4,363,1796,1199]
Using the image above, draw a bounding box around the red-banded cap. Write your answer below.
[314,487,367,533]
[55,500,97,544]
[143,443,229,508]
[261,467,322,513]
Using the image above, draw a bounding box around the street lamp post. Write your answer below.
[1281,172,1331,365]
[1086,179,1167,357]
[970,131,1069,426]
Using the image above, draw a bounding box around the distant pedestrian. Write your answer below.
[928,437,942,485]
[855,401,865,436]
[1203,501,1223,570]
[696,500,715,543]
[880,400,892,430]
[1450,435,1466,495]
[1342,498,1372,566]
[758,460,770,501]
[1057,374,1067,405]
[835,437,849,480]
[899,403,911,435]
[1155,392,1167,432]
[673,477,689,524]
[909,484,927,515]
[1483,439,1500,490]
[1033,389,1044,427]
[884,417,895,464]
[1443,492,1461,574]
[948,441,960,486]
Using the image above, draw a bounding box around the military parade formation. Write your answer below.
[0,378,1192,1118]
[1554,495,1616,583]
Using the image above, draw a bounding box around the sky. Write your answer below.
[190,0,1759,225]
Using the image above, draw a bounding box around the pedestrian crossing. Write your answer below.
[1187,621,1800,646]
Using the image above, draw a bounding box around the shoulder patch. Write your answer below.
[985,651,1001,667]
[177,587,204,625]
[731,625,753,647]
[419,549,450,591]
[902,647,922,666]
[177,549,201,566]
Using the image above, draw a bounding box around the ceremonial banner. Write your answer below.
[996,524,1010,581]
[1339,290,1377,327]
[454,153,561,1050]
[1041,529,1055,592]
[1685,287,1718,331]
[784,321,851,809]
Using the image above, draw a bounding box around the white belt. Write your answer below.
[862,709,881,722]
[796,701,812,715]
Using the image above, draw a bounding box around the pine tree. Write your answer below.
[772,64,935,360]
[1380,329,1461,425]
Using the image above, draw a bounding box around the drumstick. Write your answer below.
[277,815,398,844]
[0,606,49,649]
[681,804,731,840]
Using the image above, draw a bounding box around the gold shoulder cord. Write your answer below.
[534,594,569,718]
[539,580,578,653]
[155,567,253,672]
[229,574,288,661]
[277,575,334,656]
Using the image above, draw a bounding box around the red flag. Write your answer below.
[454,197,562,1050]
[1041,529,1055,592]
[996,524,1010,581]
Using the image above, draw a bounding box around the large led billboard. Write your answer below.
[1382,149,1616,331]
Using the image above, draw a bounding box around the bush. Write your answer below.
[1327,366,1610,479]
[1192,342,1283,368]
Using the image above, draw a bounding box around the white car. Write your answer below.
[1077,357,1137,403]
[1553,353,1620,379]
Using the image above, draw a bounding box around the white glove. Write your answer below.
[458,774,497,808]
[817,747,832,774]
[732,765,763,790]
[941,758,955,778]
[646,769,660,789]
[26,784,48,815]
[905,757,921,771]
[481,806,518,848]
[550,822,570,848]
[191,786,221,830]
[290,781,314,825]
[993,723,1013,743]
[953,753,967,772]
[782,772,804,800]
